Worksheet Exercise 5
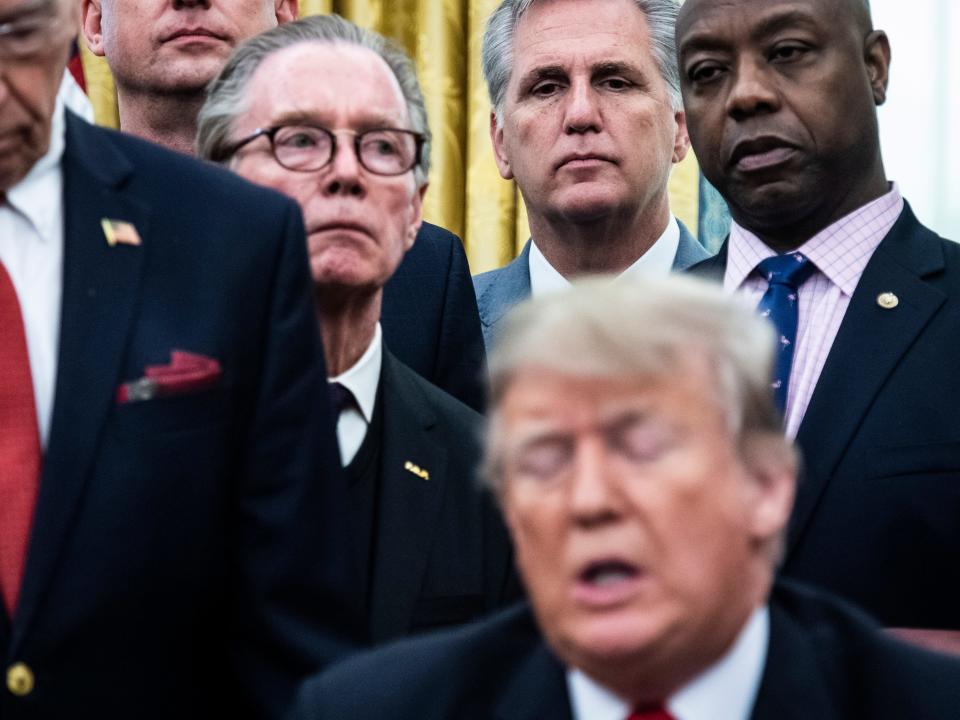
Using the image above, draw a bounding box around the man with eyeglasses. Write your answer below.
[0,0,360,718]
[198,15,516,644]
[81,0,487,413]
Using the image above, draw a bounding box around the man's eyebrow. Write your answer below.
[516,64,567,90]
[0,0,55,23]
[269,110,405,131]
[679,10,822,58]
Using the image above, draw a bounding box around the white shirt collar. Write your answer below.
[6,97,66,243]
[567,606,769,720]
[328,322,382,424]
[528,215,681,298]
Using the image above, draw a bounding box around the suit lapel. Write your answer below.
[14,114,149,646]
[494,633,572,720]
[750,596,838,720]
[673,219,712,271]
[686,239,728,282]
[788,206,945,554]
[477,241,532,332]
[368,351,447,642]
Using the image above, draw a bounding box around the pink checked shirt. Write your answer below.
[724,185,904,438]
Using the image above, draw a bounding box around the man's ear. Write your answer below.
[81,0,106,57]
[276,0,297,24]
[404,182,428,252]
[742,435,796,546]
[490,110,514,181]
[672,109,690,164]
[864,29,891,106]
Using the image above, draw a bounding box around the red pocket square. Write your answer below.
[116,351,222,403]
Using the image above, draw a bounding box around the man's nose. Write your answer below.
[725,58,781,120]
[322,140,365,198]
[563,80,603,135]
[568,436,619,528]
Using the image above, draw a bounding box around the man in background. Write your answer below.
[81,0,487,410]
[473,0,709,350]
[198,15,515,643]
[679,0,960,637]
[0,0,355,716]
[291,276,960,719]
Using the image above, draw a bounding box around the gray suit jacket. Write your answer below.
[473,219,710,351]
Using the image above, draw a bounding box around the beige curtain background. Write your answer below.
[79,0,701,273]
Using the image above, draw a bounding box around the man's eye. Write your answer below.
[601,78,632,91]
[608,420,671,463]
[362,136,401,156]
[531,81,561,97]
[513,439,571,480]
[770,44,809,62]
[276,131,320,149]
[688,63,724,84]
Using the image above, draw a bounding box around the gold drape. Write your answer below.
[80,0,701,272]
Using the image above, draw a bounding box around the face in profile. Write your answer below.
[676,0,890,238]
[83,0,296,94]
[229,42,425,295]
[491,0,687,226]
[0,0,78,190]
[496,360,793,696]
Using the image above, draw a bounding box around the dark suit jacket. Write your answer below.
[0,113,359,720]
[689,204,960,629]
[290,581,960,720]
[358,350,515,644]
[383,223,486,412]
[473,219,711,351]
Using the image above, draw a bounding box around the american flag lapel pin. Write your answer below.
[101,218,142,247]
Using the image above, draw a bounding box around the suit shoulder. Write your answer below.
[295,604,538,717]
[772,581,960,716]
[387,353,481,430]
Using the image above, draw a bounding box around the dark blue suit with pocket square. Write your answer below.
[0,112,360,720]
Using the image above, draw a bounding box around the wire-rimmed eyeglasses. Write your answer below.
[220,124,425,176]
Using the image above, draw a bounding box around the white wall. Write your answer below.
[873,0,959,240]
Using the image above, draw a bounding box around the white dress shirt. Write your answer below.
[567,606,769,720]
[529,215,681,298]
[0,99,66,449]
[328,323,382,466]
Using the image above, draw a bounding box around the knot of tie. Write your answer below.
[756,252,815,290]
[327,381,356,415]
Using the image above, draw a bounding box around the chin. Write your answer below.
[553,189,626,224]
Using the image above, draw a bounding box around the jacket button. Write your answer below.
[6,663,34,696]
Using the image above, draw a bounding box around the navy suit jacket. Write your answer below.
[359,351,515,644]
[0,113,359,719]
[473,219,710,351]
[383,223,486,412]
[690,203,960,629]
[290,581,960,720]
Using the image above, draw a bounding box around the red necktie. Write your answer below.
[0,260,41,617]
[627,706,676,720]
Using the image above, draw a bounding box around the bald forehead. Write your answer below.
[677,0,872,37]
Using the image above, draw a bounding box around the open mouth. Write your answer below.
[581,559,639,585]
[572,558,644,606]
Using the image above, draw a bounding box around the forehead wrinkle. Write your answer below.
[0,0,55,20]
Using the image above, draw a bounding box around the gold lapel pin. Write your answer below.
[404,460,430,481]
[101,218,142,247]
[876,292,899,310]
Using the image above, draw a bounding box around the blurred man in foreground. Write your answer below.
[198,15,515,643]
[291,276,960,719]
[473,0,709,350]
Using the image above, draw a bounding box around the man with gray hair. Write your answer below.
[473,0,710,351]
[290,275,960,719]
[198,15,515,644]
[80,0,487,412]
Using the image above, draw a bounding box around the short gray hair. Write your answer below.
[481,0,682,124]
[196,14,431,187]
[483,274,787,491]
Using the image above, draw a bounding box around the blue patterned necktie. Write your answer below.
[755,253,816,414]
